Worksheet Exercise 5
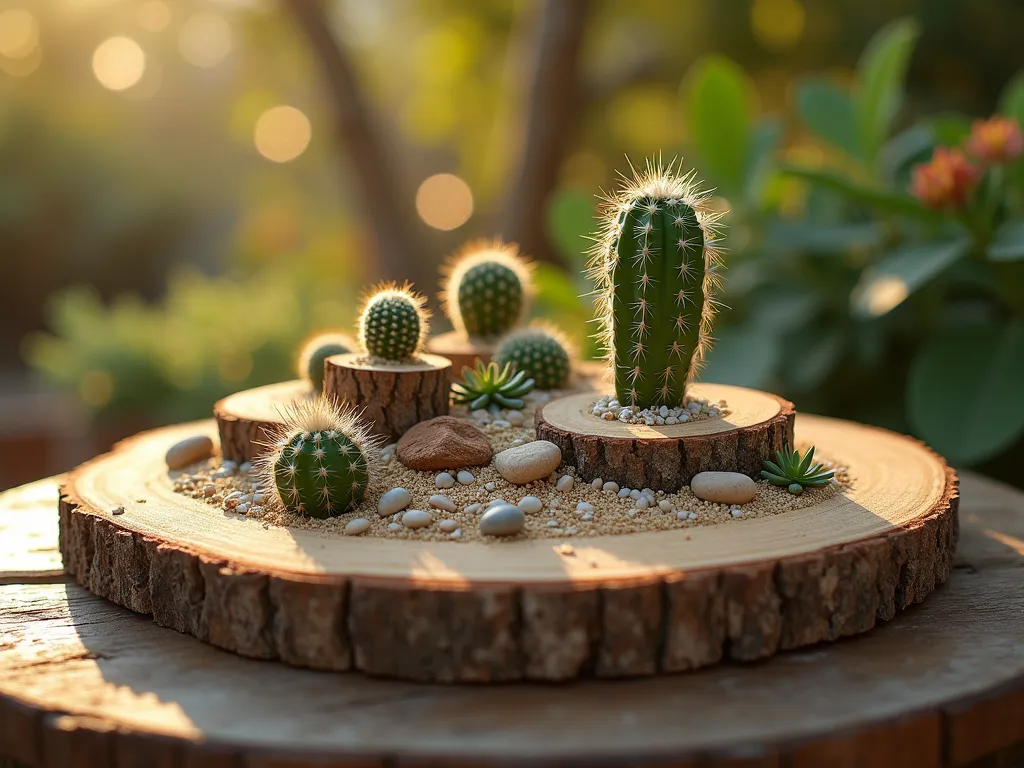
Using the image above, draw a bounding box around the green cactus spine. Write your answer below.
[297,332,355,390]
[589,160,725,409]
[441,239,533,340]
[494,325,573,390]
[259,397,379,519]
[358,282,430,361]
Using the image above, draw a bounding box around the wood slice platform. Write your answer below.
[56,413,957,684]
[213,380,313,463]
[425,330,494,372]
[324,352,451,442]
[536,383,795,492]
[2,471,1022,767]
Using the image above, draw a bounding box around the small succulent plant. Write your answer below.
[358,282,430,361]
[258,397,380,519]
[451,359,534,414]
[441,239,533,341]
[297,332,356,391]
[761,445,835,495]
[588,158,725,410]
[494,325,572,391]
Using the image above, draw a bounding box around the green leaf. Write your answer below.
[782,165,936,220]
[766,220,884,254]
[988,220,1024,262]
[907,321,1024,465]
[856,17,920,163]
[851,237,971,318]
[797,79,862,159]
[701,327,779,388]
[998,71,1024,124]
[683,55,754,192]
[545,189,594,268]
[744,117,783,204]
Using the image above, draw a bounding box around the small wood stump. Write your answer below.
[426,331,493,373]
[324,353,452,442]
[536,383,795,492]
[214,380,313,464]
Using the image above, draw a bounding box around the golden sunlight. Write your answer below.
[179,11,232,68]
[751,0,805,50]
[0,9,38,59]
[862,276,909,317]
[92,36,146,91]
[137,1,171,32]
[416,173,473,231]
[254,106,312,163]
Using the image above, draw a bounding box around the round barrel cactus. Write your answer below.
[260,397,379,519]
[441,239,533,340]
[358,282,430,361]
[297,332,355,390]
[588,159,725,409]
[494,326,572,390]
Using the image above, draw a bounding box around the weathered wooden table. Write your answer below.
[1,472,1022,768]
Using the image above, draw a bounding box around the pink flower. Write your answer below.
[910,147,981,210]
[966,116,1023,165]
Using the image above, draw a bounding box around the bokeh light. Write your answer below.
[415,173,473,230]
[862,276,909,317]
[137,1,171,32]
[79,370,114,408]
[0,8,37,59]
[751,0,806,50]
[92,36,146,91]
[253,106,312,163]
[178,11,232,68]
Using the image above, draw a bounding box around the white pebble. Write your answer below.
[581,512,593,522]
[518,496,543,514]
[429,495,456,512]
[629,489,641,500]
[451,529,463,538]
[487,498,508,509]
[636,497,649,509]
[591,477,603,489]
[491,419,511,429]
[493,441,562,485]
[689,511,698,520]
[618,488,631,498]
[435,473,456,489]
[677,510,689,520]
[378,487,412,517]
[546,520,559,528]
[221,460,238,474]
[548,499,559,508]
[239,461,253,473]
[438,519,458,533]
[484,482,496,492]
[556,475,574,493]
[387,522,403,532]
[731,508,744,518]
[602,481,620,494]
[479,504,526,536]
[691,472,757,505]
[456,470,475,485]
[463,503,482,515]
[402,509,433,529]
[506,410,525,426]
[665,417,679,425]
[344,518,371,535]
[687,401,702,414]
[658,499,673,512]
[627,509,637,517]
[236,502,250,515]
[576,501,594,513]
[248,505,263,516]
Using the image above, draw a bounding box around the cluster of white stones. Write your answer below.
[590,394,726,425]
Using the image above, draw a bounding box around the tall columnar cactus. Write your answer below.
[297,332,356,391]
[494,325,573,391]
[358,282,430,361]
[441,239,533,341]
[589,160,725,409]
[258,397,380,519]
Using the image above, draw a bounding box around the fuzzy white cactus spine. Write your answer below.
[587,158,726,409]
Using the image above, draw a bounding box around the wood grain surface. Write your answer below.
[213,380,314,463]
[54,413,958,683]
[536,384,796,491]
[0,472,1020,767]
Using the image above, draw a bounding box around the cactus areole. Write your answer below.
[590,160,725,410]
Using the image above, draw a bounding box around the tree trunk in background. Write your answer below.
[284,0,427,288]
[502,0,592,267]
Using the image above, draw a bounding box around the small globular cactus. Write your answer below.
[358,282,430,361]
[258,397,380,519]
[588,159,725,409]
[441,239,533,341]
[297,332,356,391]
[494,325,573,391]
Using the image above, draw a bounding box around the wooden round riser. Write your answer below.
[426,330,494,373]
[324,352,452,442]
[59,414,957,684]
[214,380,314,463]
[536,384,795,492]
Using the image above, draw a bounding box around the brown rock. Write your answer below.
[396,416,492,470]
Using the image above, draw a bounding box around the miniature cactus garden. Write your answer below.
[56,156,958,683]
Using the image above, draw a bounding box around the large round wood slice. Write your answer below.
[5,472,1020,767]
[213,380,313,463]
[58,413,956,684]
[426,330,493,372]
[324,352,451,442]
[536,383,795,492]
